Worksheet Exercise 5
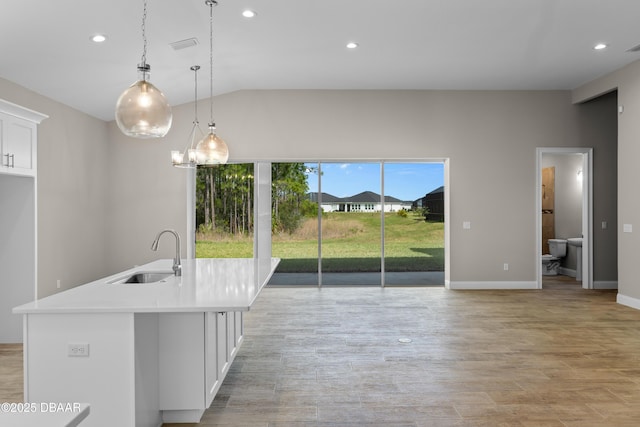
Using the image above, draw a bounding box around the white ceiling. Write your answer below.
[2,0,639,121]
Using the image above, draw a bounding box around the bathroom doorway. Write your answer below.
[536,148,592,289]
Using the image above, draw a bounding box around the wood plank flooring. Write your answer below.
[4,278,640,426]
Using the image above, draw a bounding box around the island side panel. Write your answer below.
[159,312,206,423]
[134,313,162,427]
[24,313,136,427]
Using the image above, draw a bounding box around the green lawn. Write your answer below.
[196,212,444,272]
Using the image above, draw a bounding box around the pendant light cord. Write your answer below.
[140,0,148,67]
[191,65,200,124]
[208,0,216,126]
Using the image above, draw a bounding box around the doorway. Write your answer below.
[536,148,592,289]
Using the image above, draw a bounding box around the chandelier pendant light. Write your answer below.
[195,0,229,165]
[115,0,172,138]
[172,66,205,168]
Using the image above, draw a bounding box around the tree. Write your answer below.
[196,163,309,236]
[271,163,309,234]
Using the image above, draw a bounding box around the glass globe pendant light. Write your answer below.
[171,66,205,168]
[195,0,229,165]
[115,0,172,138]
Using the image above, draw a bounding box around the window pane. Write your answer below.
[320,162,381,285]
[195,164,254,258]
[383,162,445,286]
[268,162,319,285]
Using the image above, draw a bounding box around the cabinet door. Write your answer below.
[216,312,228,379]
[205,312,219,407]
[206,312,232,407]
[0,114,36,175]
[227,311,236,360]
[234,312,243,348]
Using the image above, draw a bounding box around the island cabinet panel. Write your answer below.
[227,311,236,362]
[159,311,243,422]
[24,313,137,427]
[205,312,231,407]
[158,313,206,423]
[235,311,244,349]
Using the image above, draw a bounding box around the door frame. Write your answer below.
[536,147,593,289]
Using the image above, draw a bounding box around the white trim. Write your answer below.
[0,99,48,123]
[594,281,618,290]
[617,293,640,310]
[186,169,196,259]
[448,281,537,290]
[558,267,577,277]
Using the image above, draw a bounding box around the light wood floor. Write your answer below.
[4,277,640,426]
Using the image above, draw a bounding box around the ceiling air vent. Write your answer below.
[170,38,199,51]
[626,43,640,53]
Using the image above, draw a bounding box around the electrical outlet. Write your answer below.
[68,343,90,357]
[56,279,61,289]
[503,263,509,271]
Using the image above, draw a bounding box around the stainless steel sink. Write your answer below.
[108,271,174,284]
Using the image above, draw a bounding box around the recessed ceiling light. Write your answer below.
[91,34,107,43]
[346,42,359,49]
[242,9,256,18]
[594,43,607,50]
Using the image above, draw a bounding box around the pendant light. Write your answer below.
[115,0,172,138]
[172,66,205,168]
[195,0,229,165]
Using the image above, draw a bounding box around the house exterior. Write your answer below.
[413,186,445,222]
[308,191,413,213]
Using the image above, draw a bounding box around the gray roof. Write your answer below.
[308,191,409,204]
[427,186,444,195]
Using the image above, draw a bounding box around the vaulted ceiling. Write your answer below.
[2,0,639,121]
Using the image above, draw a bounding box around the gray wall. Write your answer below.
[0,77,110,298]
[0,77,621,295]
[573,61,640,300]
[576,91,618,284]
[575,60,640,300]
[110,89,618,286]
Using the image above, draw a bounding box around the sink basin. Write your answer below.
[567,238,582,247]
[107,271,174,284]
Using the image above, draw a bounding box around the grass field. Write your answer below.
[196,212,444,273]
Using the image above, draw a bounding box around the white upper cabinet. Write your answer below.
[0,99,48,177]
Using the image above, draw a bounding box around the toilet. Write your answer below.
[542,238,567,276]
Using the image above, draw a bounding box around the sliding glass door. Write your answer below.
[319,162,381,285]
[268,161,444,287]
[383,162,445,286]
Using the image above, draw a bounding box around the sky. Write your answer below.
[304,162,444,201]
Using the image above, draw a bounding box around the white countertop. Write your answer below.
[13,258,279,314]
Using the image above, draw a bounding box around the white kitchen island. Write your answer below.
[13,257,279,427]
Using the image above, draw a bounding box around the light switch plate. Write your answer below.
[463,221,471,229]
[624,224,633,233]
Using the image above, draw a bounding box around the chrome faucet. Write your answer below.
[151,229,182,276]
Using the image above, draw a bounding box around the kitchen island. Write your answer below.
[13,257,279,427]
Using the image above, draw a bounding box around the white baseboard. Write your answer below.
[447,281,538,290]
[617,293,640,310]
[594,281,618,290]
[558,267,576,277]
